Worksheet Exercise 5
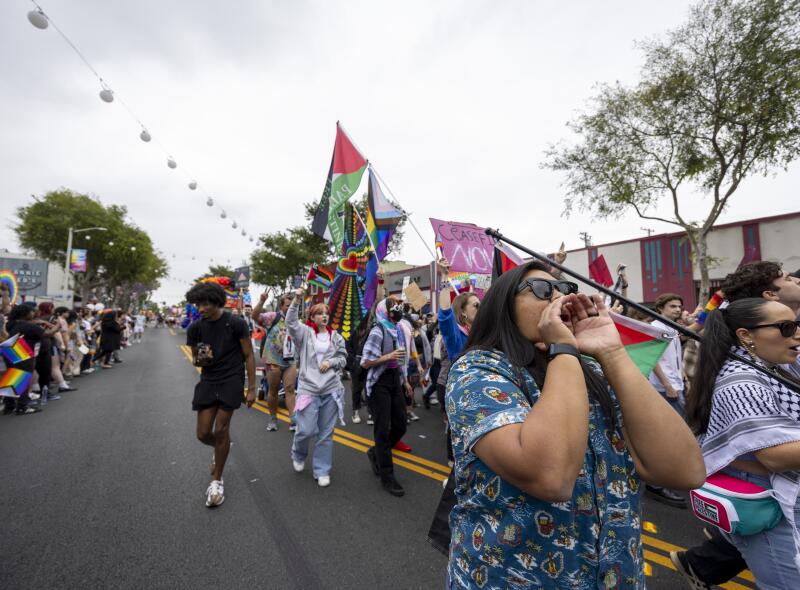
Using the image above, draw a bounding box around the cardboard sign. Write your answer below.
[403,281,428,311]
[400,276,411,301]
[429,218,496,274]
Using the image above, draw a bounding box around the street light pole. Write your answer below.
[63,226,108,305]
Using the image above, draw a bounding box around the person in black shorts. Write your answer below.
[186,282,257,508]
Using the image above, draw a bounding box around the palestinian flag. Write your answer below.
[589,254,614,287]
[366,167,403,262]
[306,263,334,292]
[609,312,670,377]
[492,241,524,281]
[312,122,368,248]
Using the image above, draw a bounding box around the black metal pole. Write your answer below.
[485,227,800,394]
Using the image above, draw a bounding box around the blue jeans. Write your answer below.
[721,466,800,590]
[291,394,338,478]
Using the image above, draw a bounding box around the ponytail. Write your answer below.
[685,298,769,435]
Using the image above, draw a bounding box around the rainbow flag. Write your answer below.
[365,167,403,262]
[306,264,334,291]
[0,334,34,365]
[0,368,33,398]
[610,312,670,377]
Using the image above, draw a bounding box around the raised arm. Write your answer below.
[591,297,705,489]
[285,290,306,346]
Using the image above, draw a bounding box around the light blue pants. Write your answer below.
[291,394,338,478]
[722,466,800,590]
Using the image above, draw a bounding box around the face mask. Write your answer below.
[389,305,403,323]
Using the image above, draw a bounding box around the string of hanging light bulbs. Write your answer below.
[25,2,257,245]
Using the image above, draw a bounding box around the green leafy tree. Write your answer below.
[14,189,168,306]
[544,0,800,301]
[250,198,406,291]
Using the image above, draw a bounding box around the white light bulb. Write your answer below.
[189,181,197,190]
[206,197,214,206]
[232,221,238,229]
[27,10,49,30]
[99,88,114,103]
[241,229,246,236]
[167,158,177,169]
[221,211,227,219]
[140,129,151,142]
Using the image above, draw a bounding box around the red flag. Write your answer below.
[588,254,614,287]
[492,242,524,281]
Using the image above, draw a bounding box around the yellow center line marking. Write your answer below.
[177,343,755,585]
[642,521,658,533]
[169,328,176,336]
[248,402,447,481]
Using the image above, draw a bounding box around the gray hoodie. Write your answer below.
[286,300,347,396]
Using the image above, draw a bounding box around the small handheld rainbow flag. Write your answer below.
[435,232,444,255]
[0,334,34,365]
[696,291,724,325]
[0,367,33,398]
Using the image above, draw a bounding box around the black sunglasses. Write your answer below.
[745,320,800,338]
[516,278,579,300]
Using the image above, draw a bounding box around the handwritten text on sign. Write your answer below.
[429,218,496,274]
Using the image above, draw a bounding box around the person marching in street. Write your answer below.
[253,292,298,432]
[361,296,412,497]
[285,287,347,487]
[186,282,257,508]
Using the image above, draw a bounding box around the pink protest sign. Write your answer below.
[430,218,497,274]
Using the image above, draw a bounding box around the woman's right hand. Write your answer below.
[535,295,578,351]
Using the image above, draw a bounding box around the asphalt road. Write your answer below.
[1,328,756,590]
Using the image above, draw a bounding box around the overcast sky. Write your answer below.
[2,0,798,304]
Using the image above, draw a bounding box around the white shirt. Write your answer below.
[648,319,684,393]
[314,331,331,365]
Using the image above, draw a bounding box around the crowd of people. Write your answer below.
[0,289,149,416]
[11,250,788,587]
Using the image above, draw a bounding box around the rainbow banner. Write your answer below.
[0,269,18,305]
[0,334,34,365]
[69,249,88,272]
[0,368,33,398]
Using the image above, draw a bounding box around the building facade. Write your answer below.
[565,211,800,308]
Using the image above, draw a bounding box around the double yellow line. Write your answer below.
[177,345,754,586]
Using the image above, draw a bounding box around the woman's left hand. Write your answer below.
[568,294,622,358]
[319,360,331,373]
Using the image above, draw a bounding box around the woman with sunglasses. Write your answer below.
[684,298,800,589]
[446,261,704,589]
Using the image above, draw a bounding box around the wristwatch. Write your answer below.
[547,343,581,362]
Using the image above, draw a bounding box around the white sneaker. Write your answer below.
[317,475,331,487]
[352,411,362,424]
[408,411,420,422]
[82,368,96,374]
[205,480,225,507]
[429,398,439,406]
[29,392,41,401]
[292,459,305,473]
[367,414,374,425]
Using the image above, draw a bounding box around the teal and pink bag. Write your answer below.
[690,472,782,536]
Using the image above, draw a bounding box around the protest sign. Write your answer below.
[403,281,428,311]
[429,218,496,274]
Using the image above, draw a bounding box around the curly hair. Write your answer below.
[185,282,227,307]
[721,261,783,303]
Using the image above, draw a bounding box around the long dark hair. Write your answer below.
[466,261,616,423]
[685,298,769,435]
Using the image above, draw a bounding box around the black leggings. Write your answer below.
[100,350,113,365]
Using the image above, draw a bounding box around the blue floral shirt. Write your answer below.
[446,349,644,590]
